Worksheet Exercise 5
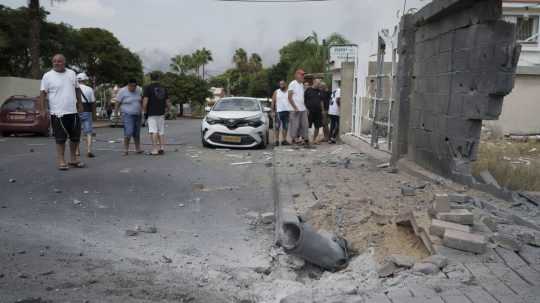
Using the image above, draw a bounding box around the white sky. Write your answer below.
[2,0,428,75]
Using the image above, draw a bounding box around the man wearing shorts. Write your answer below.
[40,54,84,170]
[304,79,324,144]
[288,69,309,146]
[271,80,291,146]
[116,79,143,156]
[76,73,96,158]
[143,72,171,155]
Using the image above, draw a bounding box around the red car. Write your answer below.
[0,95,50,137]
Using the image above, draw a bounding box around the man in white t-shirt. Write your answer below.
[287,69,309,146]
[76,72,96,158]
[328,81,341,144]
[271,80,291,146]
[40,54,84,170]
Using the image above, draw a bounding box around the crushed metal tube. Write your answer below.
[279,213,350,271]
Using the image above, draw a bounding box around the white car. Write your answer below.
[201,97,270,149]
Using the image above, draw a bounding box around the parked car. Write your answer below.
[201,97,270,149]
[110,111,123,127]
[0,95,50,137]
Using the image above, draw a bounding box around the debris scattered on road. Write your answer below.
[231,161,254,166]
[260,212,275,224]
[178,203,185,207]
[53,188,62,193]
[73,199,82,206]
[125,230,138,237]
[376,162,390,169]
[400,185,416,196]
[192,183,205,191]
[40,270,55,276]
[161,255,172,263]
[136,225,157,234]
[83,190,89,194]
[29,148,34,153]
[119,168,131,173]
[8,178,16,183]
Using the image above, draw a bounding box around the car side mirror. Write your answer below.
[263,107,271,113]
[205,106,211,112]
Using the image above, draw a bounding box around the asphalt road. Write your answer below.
[0,119,275,302]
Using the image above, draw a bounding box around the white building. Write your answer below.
[490,0,540,135]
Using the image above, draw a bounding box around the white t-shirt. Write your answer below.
[287,80,306,112]
[40,68,79,116]
[329,88,341,116]
[275,89,291,112]
[79,84,95,103]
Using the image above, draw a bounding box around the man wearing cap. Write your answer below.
[288,69,309,146]
[76,73,96,158]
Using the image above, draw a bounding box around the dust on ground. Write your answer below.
[279,144,437,263]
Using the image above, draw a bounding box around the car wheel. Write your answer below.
[258,133,268,149]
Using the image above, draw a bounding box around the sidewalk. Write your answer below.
[271,139,540,303]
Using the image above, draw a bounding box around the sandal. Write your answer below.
[68,162,86,168]
[58,164,69,171]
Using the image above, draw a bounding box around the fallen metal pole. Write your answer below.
[280,213,349,271]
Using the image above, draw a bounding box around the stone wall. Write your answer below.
[391,0,520,178]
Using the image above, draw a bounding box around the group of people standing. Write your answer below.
[271,69,341,147]
[39,54,171,171]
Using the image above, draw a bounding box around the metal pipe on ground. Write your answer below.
[280,213,349,271]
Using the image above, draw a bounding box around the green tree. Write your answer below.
[160,72,212,109]
[170,54,194,75]
[232,48,248,71]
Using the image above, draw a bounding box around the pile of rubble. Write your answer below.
[428,193,487,254]
[428,193,540,254]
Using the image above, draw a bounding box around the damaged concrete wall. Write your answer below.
[391,0,521,178]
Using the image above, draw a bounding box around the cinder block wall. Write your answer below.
[392,0,520,178]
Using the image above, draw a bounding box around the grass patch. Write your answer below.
[473,140,540,191]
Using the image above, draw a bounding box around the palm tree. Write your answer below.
[28,0,67,78]
[199,47,213,79]
[303,31,350,73]
[170,54,194,75]
[248,53,262,73]
[232,48,248,71]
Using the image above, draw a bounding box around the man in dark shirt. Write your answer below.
[304,79,324,144]
[143,72,171,155]
[320,82,331,141]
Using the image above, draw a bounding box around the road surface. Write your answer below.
[0,119,274,302]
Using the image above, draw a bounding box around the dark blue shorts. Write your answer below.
[122,113,141,138]
[276,111,290,130]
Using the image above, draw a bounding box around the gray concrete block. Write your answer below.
[436,209,474,225]
[430,219,471,237]
[443,229,487,254]
[387,254,415,268]
[412,262,440,275]
[490,233,524,252]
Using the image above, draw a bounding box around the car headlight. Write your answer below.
[246,114,264,127]
[206,116,220,125]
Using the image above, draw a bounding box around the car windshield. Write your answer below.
[2,99,35,111]
[213,98,260,112]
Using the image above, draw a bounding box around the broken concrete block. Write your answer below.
[448,193,469,203]
[443,229,487,254]
[490,233,524,252]
[430,219,471,237]
[401,185,416,196]
[421,254,448,269]
[436,209,474,225]
[260,212,275,224]
[511,214,540,231]
[412,262,440,275]
[378,261,399,278]
[429,193,450,217]
[387,254,415,268]
[480,215,498,232]
[479,170,501,190]
[245,211,260,220]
